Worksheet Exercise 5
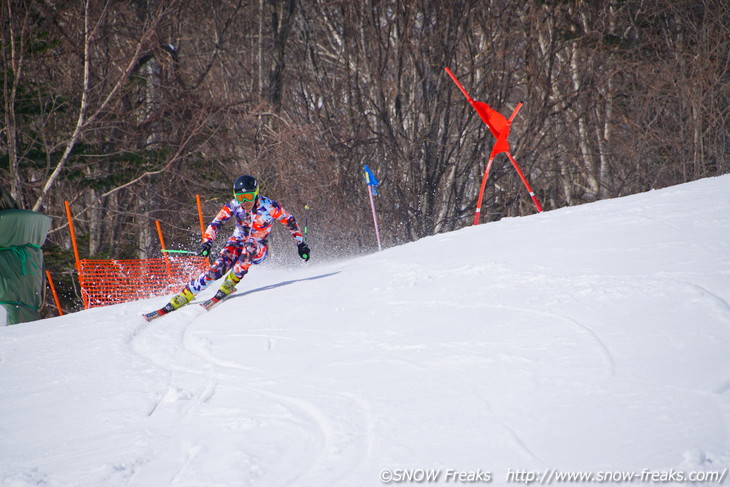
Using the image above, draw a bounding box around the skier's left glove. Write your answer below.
[297,242,310,262]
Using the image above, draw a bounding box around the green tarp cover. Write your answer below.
[0,209,52,325]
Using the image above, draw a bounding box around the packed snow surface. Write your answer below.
[2,176,730,486]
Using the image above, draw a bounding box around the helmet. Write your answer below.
[233,175,259,203]
[233,175,258,193]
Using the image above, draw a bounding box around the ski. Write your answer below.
[199,296,221,311]
[142,303,176,322]
[200,287,237,311]
[143,286,236,320]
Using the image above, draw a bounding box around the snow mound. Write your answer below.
[2,176,730,486]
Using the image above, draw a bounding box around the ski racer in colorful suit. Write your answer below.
[164,175,310,310]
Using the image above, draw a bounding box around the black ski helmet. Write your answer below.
[233,175,258,194]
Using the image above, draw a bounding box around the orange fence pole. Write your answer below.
[64,201,88,308]
[196,194,206,241]
[155,219,168,252]
[155,220,175,284]
[45,270,63,316]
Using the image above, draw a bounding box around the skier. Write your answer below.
[145,175,310,320]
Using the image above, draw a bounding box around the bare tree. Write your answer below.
[30,1,172,213]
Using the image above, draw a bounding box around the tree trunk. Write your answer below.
[1,0,23,203]
[268,0,297,110]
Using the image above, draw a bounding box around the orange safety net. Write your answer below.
[78,255,209,308]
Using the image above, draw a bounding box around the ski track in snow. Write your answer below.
[130,300,374,486]
[676,281,730,326]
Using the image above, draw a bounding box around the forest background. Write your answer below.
[2,0,728,314]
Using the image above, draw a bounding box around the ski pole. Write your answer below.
[161,249,197,254]
[303,205,310,241]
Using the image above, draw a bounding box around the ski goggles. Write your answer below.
[234,189,258,202]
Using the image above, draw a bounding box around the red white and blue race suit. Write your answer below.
[187,196,304,295]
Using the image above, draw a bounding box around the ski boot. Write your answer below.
[201,272,241,310]
[169,286,196,310]
[143,286,195,322]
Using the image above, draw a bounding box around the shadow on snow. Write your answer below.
[224,271,340,301]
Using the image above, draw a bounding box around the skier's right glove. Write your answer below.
[196,240,212,257]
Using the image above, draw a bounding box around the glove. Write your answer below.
[196,240,212,257]
[297,242,310,262]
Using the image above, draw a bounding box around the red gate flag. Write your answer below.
[472,101,510,158]
[444,67,543,223]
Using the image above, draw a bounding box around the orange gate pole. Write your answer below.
[196,194,206,241]
[445,67,543,223]
[45,270,64,316]
[505,151,544,213]
[473,154,497,225]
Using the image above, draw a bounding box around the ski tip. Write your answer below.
[142,310,163,322]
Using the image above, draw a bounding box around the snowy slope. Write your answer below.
[1,176,730,487]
